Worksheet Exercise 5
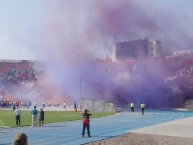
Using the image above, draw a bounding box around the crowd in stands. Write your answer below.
[0,100,73,109]
[0,100,32,108]
[0,62,37,85]
[97,52,193,85]
[1,53,193,107]
[97,55,136,74]
[96,51,193,101]
[165,52,193,84]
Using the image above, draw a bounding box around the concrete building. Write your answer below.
[114,38,162,61]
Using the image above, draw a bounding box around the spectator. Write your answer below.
[29,101,31,108]
[13,133,28,145]
[63,101,66,109]
[15,101,19,107]
[9,101,12,107]
[39,108,44,127]
[12,103,16,111]
[26,101,29,108]
[31,106,39,127]
[14,107,21,126]
[6,100,9,108]
[42,101,45,108]
[74,102,77,112]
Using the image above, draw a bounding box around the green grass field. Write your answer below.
[0,110,115,128]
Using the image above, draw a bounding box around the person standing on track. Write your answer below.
[82,109,91,138]
[140,103,145,115]
[130,102,134,112]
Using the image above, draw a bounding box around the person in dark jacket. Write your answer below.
[82,109,91,137]
[74,102,77,112]
[39,108,44,127]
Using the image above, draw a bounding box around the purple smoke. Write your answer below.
[28,0,193,108]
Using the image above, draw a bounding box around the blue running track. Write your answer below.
[0,110,193,145]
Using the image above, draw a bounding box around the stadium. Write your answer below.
[1,38,193,110]
[1,37,193,144]
[1,0,193,145]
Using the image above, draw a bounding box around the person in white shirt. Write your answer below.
[14,107,21,126]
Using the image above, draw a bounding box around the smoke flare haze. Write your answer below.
[1,0,193,108]
[31,0,193,107]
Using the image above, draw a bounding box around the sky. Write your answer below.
[0,0,193,60]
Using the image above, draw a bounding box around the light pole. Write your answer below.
[18,47,21,63]
[79,77,82,111]
[80,77,81,99]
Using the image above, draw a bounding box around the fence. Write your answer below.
[184,99,193,110]
[80,99,115,112]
